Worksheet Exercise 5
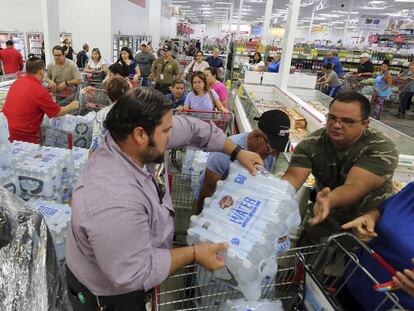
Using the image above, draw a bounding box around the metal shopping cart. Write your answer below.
[51,85,81,107]
[78,87,112,114]
[151,233,406,310]
[81,71,106,88]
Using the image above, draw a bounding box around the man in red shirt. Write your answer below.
[2,56,79,143]
[0,40,24,74]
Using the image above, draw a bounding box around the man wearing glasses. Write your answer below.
[45,46,82,92]
[282,92,399,245]
[195,109,291,215]
[65,87,263,310]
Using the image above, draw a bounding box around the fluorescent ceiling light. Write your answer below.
[360,6,387,9]
[215,2,232,4]
[395,0,414,2]
[369,0,386,3]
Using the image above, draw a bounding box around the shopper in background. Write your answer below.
[316,64,342,97]
[356,53,374,78]
[249,52,265,72]
[62,38,75,60]
[183,71,226,112]
[206,48,224,78]
[117,46,140,81]
[76,43,89,69]
[196,109,291,214]
[196,39,201,51]
[340,182,414,310]
[152,43,180,95]
[0,40,23,74]
[84,48,108,74]
[204,67,228,108]
[135,41,156,87]
[372,61,392,120]
[184,50,209,81]
[65,87,263,310]
[397,61,414,118]
[322,51,344,78]
[45,46,82,91]
[282,92,398,245]
[1,56,79,143]
[166,78,187,109]
[90,76,131,153]
[103,61,133,88]
[267,54,281,73]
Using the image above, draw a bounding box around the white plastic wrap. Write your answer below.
[187,163,301,300]
[219,299,284,311]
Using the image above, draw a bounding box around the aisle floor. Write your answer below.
[381,108,414,138]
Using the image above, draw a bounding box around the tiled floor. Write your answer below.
[381,107,414,138]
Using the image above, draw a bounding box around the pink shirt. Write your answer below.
[212,81,228,106]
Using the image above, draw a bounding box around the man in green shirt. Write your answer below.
[282,92,399,244]
[151,44,180,95]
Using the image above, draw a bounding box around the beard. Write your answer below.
[142,135,165,164]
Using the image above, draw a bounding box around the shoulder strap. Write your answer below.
[208,90,215,108]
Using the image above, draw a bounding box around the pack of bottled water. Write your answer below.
[187,162,300,300]
[219,299,284,311]
[0,112,11,168]
[0,112,9,143]
[181,150,208,188]
[72,147,89,183]
[10,140,41,165]
[0,168,21,197]
[42,111,96,148]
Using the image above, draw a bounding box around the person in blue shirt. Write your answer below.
[195,109,291,214]
[166,78,187,109]
[267,54,281,73]
[339,182,414,310]
[206,48,224,78]
[322,51,344,78]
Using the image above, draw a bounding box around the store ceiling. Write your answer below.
[171,0,414,30]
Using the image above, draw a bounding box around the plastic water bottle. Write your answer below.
[219,298,284,311]
[0,112,9,143]
[0,141,12,168]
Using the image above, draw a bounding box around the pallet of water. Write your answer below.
[187,162,300,300]
[219,298,284,311]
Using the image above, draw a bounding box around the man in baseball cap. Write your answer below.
[135,41,155,86]
[151,43,180,94]
[357,53,374,78]
[195,109,291,214]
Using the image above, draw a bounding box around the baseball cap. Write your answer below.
[255,110,291,151]
[163,44,172,51]
[360,53,370,58]
[141,41,148,46]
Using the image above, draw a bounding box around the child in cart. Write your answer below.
[339,182,414,310]
[183,71,227,112]
[166,78,187,109]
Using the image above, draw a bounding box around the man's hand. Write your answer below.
[57,82,66,91]
[236,150,264,176]
[48,81,57,92]
[68,100,80,111]
[309,187,331,225]
[341,209,379,242]
[195,242,228,271]
[392,259,414,298]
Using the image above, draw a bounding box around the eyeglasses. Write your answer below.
[325,113,364,126]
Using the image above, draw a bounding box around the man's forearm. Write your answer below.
[169,246,194,275]
[55,105,73,117]
[223,138,237,156]
[328,183,372,209]
[67,79,82,86]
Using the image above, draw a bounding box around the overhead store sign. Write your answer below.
[358,15,390,31]
[128,0,145,8]
[311,25,329,33]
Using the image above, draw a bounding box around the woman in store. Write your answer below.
[84,48,108,74]
[372,61,392,120]
[397,61,414,118]
[183,71,227,112]
[267,54,281,73]
[62,38,75,60]
[249,52,265,72]
[116,46,140,82]
[316,63,342,97]
[105,61,133,88]
[204,67,228,108]
[184,50,209,81]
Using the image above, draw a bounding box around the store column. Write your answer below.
[41,0,61,65]
[236,0,244,36]
[148,0,162,50]
[278,0,301,91]
[261,0,274,45]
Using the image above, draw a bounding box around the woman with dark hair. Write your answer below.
[62,38,75,60]
[250,52,264,72]
[204,67,228,108]
[85,48,108,73]
[183,71,226,112]
[184,50,209,81]
[117,46,140,81]
[372,61,392,120]
[104,61,133,88]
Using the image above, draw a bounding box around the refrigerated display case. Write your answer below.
[0,31,26,60]
[26,32,43,57]
[112,34,134,62]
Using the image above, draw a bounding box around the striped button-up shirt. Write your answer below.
[65,115,226,295]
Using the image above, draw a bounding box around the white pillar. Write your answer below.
[149,0,162,49]
[41,0,60,65]
[237,0,244,36]
[308,7,316,37]
[228,1,234,33]
[279,0,301,90]
[343,0,354,37]
[261,0,274,45]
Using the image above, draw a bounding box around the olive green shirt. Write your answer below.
[290,127,399,242]
[46,59,82,84]
[152,57,179,85]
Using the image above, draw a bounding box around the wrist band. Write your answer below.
[230,144,243,162]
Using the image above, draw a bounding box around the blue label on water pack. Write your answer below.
[228,196,261,228]
[41,153,56,163]
[234,174,247,185]
[37,205,58,217]
[231,238,240,246]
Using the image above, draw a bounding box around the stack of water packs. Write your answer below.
[0,112,11,168]
[219,299,284,311]
[187,162,300,300]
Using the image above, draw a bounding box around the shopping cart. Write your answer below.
[342,74,366,93]
[51,85,81,106]
[78,87,112,114]
[151,233,406,310]
[81,71,106,88]
[41,122,93,149]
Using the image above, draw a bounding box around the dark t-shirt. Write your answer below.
[357,60,374,74]
[135,52,156,77]
[76,51,88,68]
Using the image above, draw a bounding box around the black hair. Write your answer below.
[52,45,64,54]
[196,50,204,56]
[381,60,390,67]
[27,53,35,59]
[118,47,134,62]
[171,78,185,88]
[26,56,45,74]
[253,52,262,64]
[205,67,218,79]
[191,71,208,95]
[83,43,89,50]
[62,45,68,53]
[323,63,333,70]
[105,76,131,102]
[5,40,14,46]
[108,60,130,77]
[91,48,102,61]
[330,92,371,120]
[104,87,172,142]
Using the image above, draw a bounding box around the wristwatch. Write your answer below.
[65,81,68,86]
[230,144,243,162]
